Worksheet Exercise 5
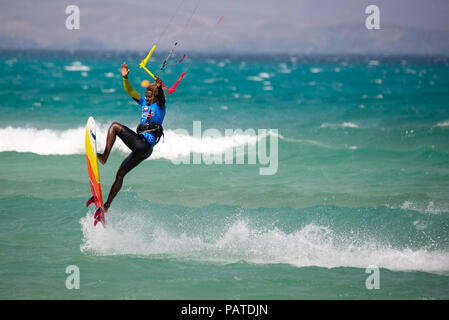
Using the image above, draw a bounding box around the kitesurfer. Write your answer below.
[97,62,165,213]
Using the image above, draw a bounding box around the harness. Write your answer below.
[136,122,164,144]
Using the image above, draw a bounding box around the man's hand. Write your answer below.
[121,62,130,78]
[154,76,163,87]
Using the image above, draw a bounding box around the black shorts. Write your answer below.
[118,125,153,172]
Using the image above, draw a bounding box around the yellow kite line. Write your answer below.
[139,45,157,80]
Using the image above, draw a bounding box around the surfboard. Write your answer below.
[85,117,106,227]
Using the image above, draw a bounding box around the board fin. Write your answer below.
[86,196,95,207]
[94,207,106,228]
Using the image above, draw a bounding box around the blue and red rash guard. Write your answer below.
[138,97,166,146]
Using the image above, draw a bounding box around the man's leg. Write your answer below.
[98,122,123,165]
[101,127,153,212]
[103,167,127,212]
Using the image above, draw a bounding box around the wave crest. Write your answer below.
[0,125,277,160]
[320,122,360,129]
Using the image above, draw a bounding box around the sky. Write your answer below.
[1,0,449,54]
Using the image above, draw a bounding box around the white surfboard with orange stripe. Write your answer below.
[85,117,106,227]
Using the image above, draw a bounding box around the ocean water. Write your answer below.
[0,50,449,299]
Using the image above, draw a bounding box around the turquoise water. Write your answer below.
[0,51,449,299]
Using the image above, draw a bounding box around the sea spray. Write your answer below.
[80,204,449,273]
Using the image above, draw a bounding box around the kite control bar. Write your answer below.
[139,44,185,95]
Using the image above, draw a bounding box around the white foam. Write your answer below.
[5,58,18,66]
[156,129,275,160]
[342,122,360,128]
[80,214,449,273]
[278,63,291,74]
[310,68,323,74]
[396,201,449,214]
[247,76,263,82]
[0,125,274,160]
[204,78,219,84]
[64,61,90,72]
[320,122,360,129]
[0,126,87,155]
[278,69,291,74]
[436,120,449,127]
[401,201,414,210]
[101,88,116,93]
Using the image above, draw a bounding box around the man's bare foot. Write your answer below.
[97,153,106,165]
[103,202,110,213]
